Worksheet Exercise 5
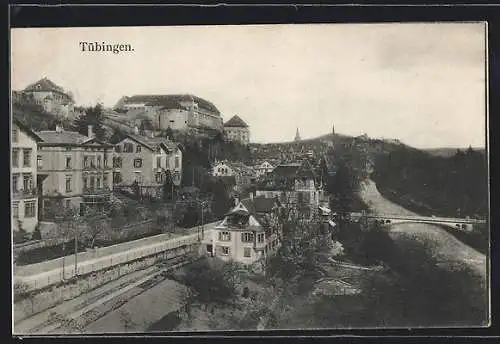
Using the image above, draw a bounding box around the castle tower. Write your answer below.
[294,128,301,141]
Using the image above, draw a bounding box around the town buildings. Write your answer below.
[255,160,325,218]
[223,115,250,145]
[21,78,75,119]
[205,195,282,264]
[113,94,224,133]
[113,130,183,197]
[11,119,43,233]
[36,125,115,218]
[254,160,275,178]
[212,160,256,186]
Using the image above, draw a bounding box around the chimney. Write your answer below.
[55,125,64,133]
[134,126,139,135]
[88,125,94,138]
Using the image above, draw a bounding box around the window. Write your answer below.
[134,158,143,168]
[84,156,89,168]
[136,145,142,153]
[12,201,19,218]
[12,127,18,143]
[90,157,96,168]
[25,201,36,218]
[218,231,231,242]
[96,177,101,188]
[155,172,162,183]
[65,200,71,209]
[124,143,134,153]
[113,172,122,184]
[65,147,72,151]
[23,149,31,167]
[65,156,72,169]
[12,174,19,192]
[12,149,19,168]
[175,157,180,168]
[157,157,161,168]
[103,173,109,187]
[115,146,122,153]
[37,155,43,169]
[23,174,32,191]
[89,176,95,189]
[65,176,72,192]
[241,232,254,243]
[257,233,265,243]
[243,247,251,258]
[97,156,101,168]
[83,176,88,189]
[221,246,230,256]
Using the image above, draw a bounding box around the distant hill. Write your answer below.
[425,147,486,157]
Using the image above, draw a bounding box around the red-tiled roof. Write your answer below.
[224,115,248,128]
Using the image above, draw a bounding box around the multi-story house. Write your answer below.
[11,119,43,233]
[223,115,250,145]
[36,125,114,218]
[113,129,183,196]
[255,160,325,218]
[204,195,282,264]
[21,78,75,119]
[113,94,224,133]
[212,160,256,185]
[254,160,275,178]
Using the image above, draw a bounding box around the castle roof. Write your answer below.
[224,115,248,128]
[118,94,221,115]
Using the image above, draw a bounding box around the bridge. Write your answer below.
[322,208,487,233]
[353,213,486,232]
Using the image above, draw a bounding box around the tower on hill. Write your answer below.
[294,128,301,141]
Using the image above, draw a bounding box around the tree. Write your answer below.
[72,103,106,141]
[211,178,232,219]
[163,170,174,202]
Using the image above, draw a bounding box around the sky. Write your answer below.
[11,23,487,148]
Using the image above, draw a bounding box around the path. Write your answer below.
[360,179,487,281]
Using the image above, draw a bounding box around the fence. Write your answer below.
[14,223,218,293]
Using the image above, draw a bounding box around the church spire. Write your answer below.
[294,128,301,141]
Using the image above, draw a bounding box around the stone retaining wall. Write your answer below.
[14,243,204,323]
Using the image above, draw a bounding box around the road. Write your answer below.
[360,180,487,281]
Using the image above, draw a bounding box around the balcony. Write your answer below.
[82,186,112,196]
[12,188,38,199]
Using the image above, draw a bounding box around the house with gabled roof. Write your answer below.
[11,118,43,234]
[204,195,282,264]
[113,129,183,197]
[255,159,326,218]
[36,125,115,219]
[22,77,75,119]
[224,115,250,145]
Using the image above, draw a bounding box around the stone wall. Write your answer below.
[14,243,203,323]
